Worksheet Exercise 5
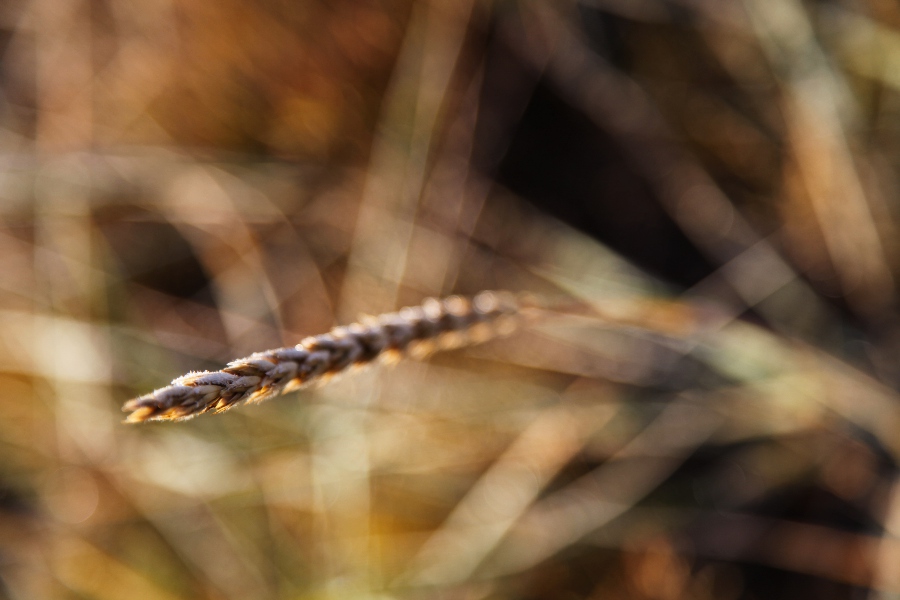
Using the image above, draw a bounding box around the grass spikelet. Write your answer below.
[123,291,530,423]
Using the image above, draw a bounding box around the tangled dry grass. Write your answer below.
[2,1,900,600]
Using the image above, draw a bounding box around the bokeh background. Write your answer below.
[2,0,900,598]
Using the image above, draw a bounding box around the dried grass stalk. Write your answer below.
[123,291,533,423]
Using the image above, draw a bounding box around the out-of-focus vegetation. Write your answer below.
[3,0,900,598]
